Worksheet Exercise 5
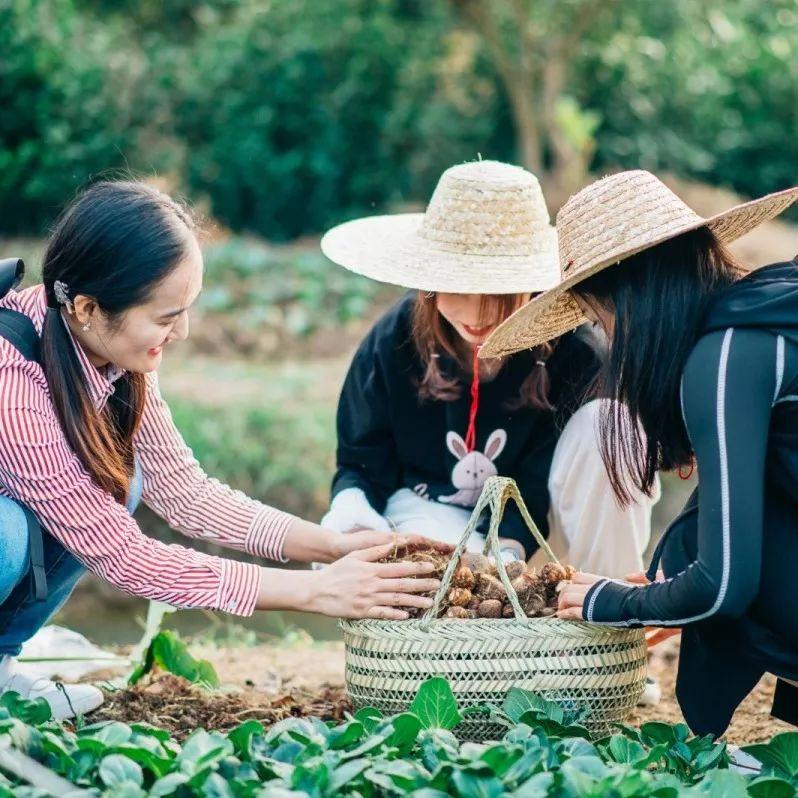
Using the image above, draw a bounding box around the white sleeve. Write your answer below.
[547,399,659,579]
[321,488,391,534]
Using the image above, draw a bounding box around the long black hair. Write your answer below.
[41,181,196,501]
[572,227,740,504]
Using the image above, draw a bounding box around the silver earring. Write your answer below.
[82,322,91,332]
[425,291,435,299]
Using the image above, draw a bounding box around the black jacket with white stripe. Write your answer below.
[583,258,798,735]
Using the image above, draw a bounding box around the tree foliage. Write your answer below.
[0,0,795,238]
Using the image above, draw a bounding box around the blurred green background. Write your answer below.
[1,0,796,642]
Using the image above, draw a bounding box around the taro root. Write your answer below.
[540,607,557,617]
[510,573,537,604]
[461,552,490,573]
[504,560,526,580]
[445,606,469,619]
[477,599,503,618]
[467,595,482,613]
[474,573,507,602]
[523,593,547,617]
[452,566,476,590]
[448,587,472,607]
[540,562,570,586]
[502,602,519,618]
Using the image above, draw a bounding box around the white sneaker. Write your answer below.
[637,675,662,707]
[0,656,104,721]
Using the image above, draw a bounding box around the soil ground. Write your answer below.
[88,636,792,745]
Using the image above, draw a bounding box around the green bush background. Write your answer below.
[2,0,796,238]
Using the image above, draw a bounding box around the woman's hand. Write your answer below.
[556,571,605,620]
[293,542,443,619]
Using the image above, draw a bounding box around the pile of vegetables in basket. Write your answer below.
[382,542,575,619]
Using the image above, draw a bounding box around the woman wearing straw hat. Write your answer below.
[482,169,798,735]
[320,160,658,578]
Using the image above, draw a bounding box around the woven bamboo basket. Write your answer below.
[341,476,647,741]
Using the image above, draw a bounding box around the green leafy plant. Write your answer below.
[0,677,791,797]
[128,630,219,689]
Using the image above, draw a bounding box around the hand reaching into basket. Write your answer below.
[255,540,444,620]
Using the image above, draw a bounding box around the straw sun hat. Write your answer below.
[321,160,560,294]
[480,169,798,358]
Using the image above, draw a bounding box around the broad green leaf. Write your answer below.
[501,689,564,725]
[689,768,749,798]
[329,758,370,792]
[744,734,798,779]
[178,729,233,775]
[328,720,364,750]
[693,744,728,772]
[150,772,190,797]
[605,734,647,764]
[79,721,133,747]
[450,769,505,798]
[0,691,51,725]
[227,719,264,757]
[386,713,422,751]
[747,776,797,798]
[506,771,554,798]
[354,707,383,733]
[410,678,461,731]
[99,753,144,788]
[202,772,235,798]
[640,722,680,746]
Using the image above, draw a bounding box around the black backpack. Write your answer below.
[0,258,47,601]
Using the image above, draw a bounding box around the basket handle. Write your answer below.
[421,476,560,627]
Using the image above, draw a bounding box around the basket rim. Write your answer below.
[340,617,645,642]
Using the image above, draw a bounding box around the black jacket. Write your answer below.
[331,294,600,552]
[584,259,798,736]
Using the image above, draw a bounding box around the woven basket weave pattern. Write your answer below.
[342,476,647,740]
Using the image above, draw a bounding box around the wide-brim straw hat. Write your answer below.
[321,160,560,294]
[481,169,798,357]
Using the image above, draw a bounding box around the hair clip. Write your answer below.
[53,280,74,312]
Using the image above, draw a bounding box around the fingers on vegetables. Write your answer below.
[380,544,573,620]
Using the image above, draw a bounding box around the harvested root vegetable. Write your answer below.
[377,539,574,620]
[477,599,503,618]
[461,553,491,574]
[448,588,472,607]
[474,573,507,602]
[452,565,476,590]
[504,560,526,580]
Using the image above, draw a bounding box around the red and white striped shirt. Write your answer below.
[0,286,295,616]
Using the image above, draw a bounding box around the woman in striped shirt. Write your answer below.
[0,181,441,719]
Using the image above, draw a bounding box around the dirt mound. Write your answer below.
[93,674,351,740]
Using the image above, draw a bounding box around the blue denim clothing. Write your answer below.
[0,462,143,656]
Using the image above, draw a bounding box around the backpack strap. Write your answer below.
[0,307,46,600]
[0,308,40,363]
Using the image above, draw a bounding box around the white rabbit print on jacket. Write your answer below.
[439,429,507,506]
[330,294,600,551]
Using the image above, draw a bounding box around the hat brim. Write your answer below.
[321,213,561,294]
[480,185,798,358]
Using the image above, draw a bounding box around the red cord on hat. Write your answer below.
[464,346,481,452]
